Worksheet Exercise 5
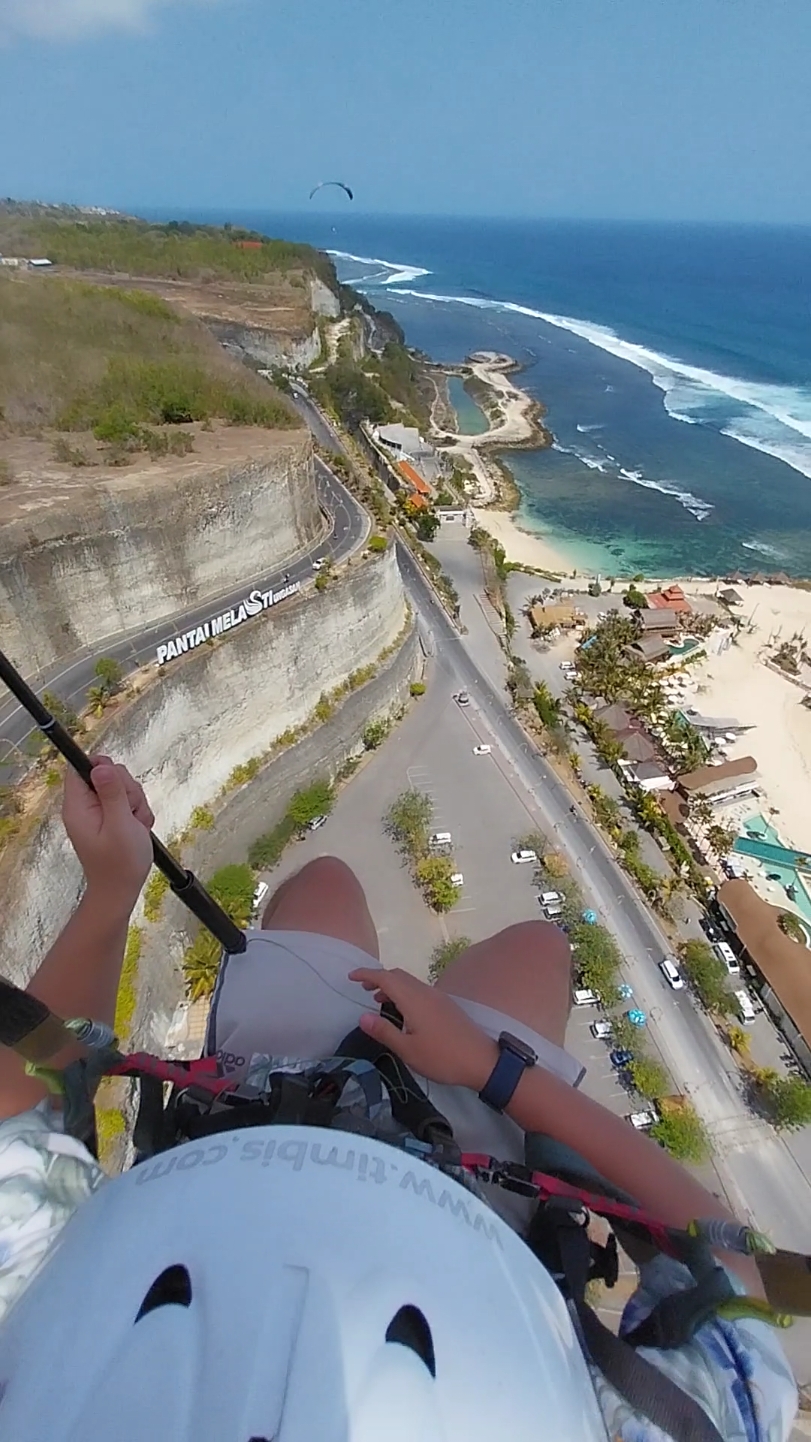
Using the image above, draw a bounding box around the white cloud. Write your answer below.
[0,0,220,41]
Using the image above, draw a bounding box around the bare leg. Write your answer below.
[435,921,572,1047]
[260,855,380,961]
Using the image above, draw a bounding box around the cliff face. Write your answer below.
[0,550,409,1016]
[0,427,319,671]
[207,319,323,371]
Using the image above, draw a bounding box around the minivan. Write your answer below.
[714,940,740,975]
[429,832,453,849]
[659,957,684,990]
[734,989,756,1025]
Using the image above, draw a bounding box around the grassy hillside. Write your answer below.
[0,271,298,457]
[0,204,338,289]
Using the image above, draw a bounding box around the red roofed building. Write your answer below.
[235,239,263,250]
[646,583,691,615]
[397,459,431,498]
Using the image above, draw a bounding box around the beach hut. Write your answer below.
[769,571,792,586]
[748,571,768,585]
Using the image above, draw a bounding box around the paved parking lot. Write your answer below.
[257,655,676,1129]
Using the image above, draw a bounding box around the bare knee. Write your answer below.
[261,854,378,958]
[487,920,571,983]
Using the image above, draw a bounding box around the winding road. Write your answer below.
[0,459,366,769]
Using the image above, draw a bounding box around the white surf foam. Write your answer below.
[328,251,431,286]
[577,423,604,433]
[741,539,787,560]
[387,285,811,483]
[618,469,714,521]
[553,441,607,472]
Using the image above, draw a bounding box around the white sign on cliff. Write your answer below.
[156,581,301,665]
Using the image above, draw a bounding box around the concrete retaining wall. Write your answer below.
[0,431,318,670]
[0,550,410,1043]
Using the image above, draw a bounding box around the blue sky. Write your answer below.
[1,0,810,222]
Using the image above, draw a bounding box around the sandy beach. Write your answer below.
[470,506,573,576]
[671,581,811,856]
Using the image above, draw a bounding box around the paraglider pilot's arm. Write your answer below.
[352,966,765,1297]
[0,759,154,1121]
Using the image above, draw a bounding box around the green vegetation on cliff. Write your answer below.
[0,270,297,451]
[0,205,337,288]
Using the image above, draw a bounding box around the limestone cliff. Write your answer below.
[0,427,319,671]
[0,548,410,1008]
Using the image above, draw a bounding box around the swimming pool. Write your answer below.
[734,814,811,927]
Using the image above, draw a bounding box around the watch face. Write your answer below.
[499,1031,537,1066]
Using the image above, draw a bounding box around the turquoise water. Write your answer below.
[734,815,811,926]
[668,638,701,658]
[447,376,488,435]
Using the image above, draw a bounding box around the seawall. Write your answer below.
[0,548,412,1041]
[0,427,319,671]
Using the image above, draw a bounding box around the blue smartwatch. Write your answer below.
[478,1031,537,1113]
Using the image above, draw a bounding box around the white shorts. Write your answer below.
[205,929,586,1227]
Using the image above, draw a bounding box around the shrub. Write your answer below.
[183,928,221,1002]
[415,854,459,912]
[95,1106,126,1165]
[778,911,806,944]
[629,1055,670,1100]
[756,1072,811,1131]
[114,925,142,1040]
[94,656,123,696]
[429,936,471,984]
[363,719,389,750]
[314,692,334,722]
[207,863,257,928]
[678,939,735,1014]
[45,767,62,788]
[287,778,334,829]
[248,815,298,870]
[143,871,170,923]
[410,681,426,697]
[226,756,262,789]
[315,571,330,592]
[386,789,433,860]
[651,1103,709,1162]
[189,806,215,831]
[368,534,388,553]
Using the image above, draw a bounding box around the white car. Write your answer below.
[312,558,326,571]
[590,1019,612,1040]
[450,873,464,887]
[510,849,538,865]
[714,940,740,974]
[252,881,269,914]
[539,890,563,906]
[541,901,563,919]
[308,814,328,831]
[659,957,685,990]
[455,691,471,706]
[472,744,492,756]
[627,1110,657,1131]
[573,988,597,1007]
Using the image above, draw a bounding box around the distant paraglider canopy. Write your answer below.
[309,180,354,202]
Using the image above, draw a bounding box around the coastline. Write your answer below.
[428,351,552,512]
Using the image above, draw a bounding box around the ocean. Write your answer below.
[174,210,811,578]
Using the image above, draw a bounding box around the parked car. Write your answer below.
[541,901,563,919]
[627,1109,657,1130]
[472,744,491,755]
[713,940,740,975]
[701,915,723,943]
[511,849,538,865]
[429,832,453,849]
[312,557,326,571]
[590,1019,612,1040]
[252,881,269,914]
[610,1048,634,1070]
[450,873,464,887]
[308,814,328,831]
[659,957,685,991]
[573,989,598,1007]
[539,890,564,906]
[455,691,470,706]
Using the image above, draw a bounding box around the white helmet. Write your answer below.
[0,1126,607,1440]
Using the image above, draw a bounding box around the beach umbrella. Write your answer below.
[626,1008,647,1027]
[582,909,598,925]
[618,982,634,999]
